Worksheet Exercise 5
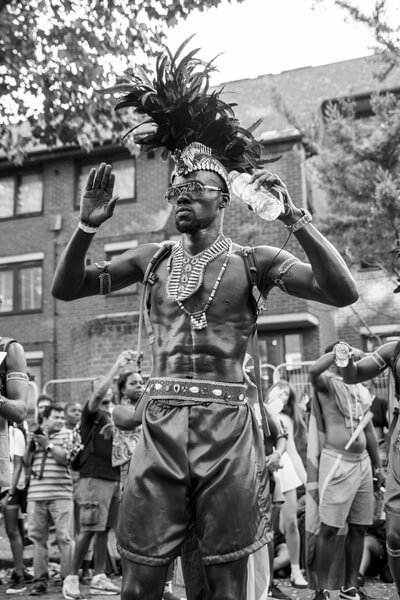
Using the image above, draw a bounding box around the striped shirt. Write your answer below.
[28,428,73,501]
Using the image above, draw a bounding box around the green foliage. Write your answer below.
[0,0,242,164]
[314,92,400,271]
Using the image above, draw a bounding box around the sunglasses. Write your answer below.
[165,181,223,205]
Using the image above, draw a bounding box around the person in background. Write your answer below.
[36,395,53,421]
[307,344,383,600]
[64,403,82,431]
[337,340,400,599]
[266,380,308,590]
[25,403,74,596]
[61,352,129,600]
[0,331,29,492]
[4,423,34,594]
[64,401,83,544]
[364,378,389,467]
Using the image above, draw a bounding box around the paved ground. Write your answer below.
[0,516,396,600]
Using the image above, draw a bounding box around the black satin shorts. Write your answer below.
[117,378,271,566]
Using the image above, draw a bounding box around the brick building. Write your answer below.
[1,54,399,400]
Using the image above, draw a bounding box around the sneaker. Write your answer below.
[90,573,120,595]
[339,587,360,600]
[313,591,330,600]
[268,581,291,600]
[163,592,184,600]
[29,581,48,596]
[357,588,369,600]
[290,571,308,589]
[6,576,27,595]
[23,570,34,583]
[63,575,85,600]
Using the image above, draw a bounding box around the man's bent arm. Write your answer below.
[339,342,396,384]
[249,170,358,307]
[2,342,28,423]
[51,228,100,300]
[309,351,334,392]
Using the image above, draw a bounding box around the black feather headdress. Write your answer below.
[108,36,264,198]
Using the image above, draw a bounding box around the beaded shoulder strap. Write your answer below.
[136,244,174,373]
[240,248,270,439]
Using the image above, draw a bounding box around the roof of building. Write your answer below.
[218,54,400,135]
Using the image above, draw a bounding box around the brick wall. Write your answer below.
[0,138,360,400]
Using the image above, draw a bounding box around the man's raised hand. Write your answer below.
[80,162,119,227]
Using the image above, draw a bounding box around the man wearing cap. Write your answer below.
[51,43,358,600]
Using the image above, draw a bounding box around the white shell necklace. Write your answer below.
[167,236,232,330]
[167,234,230,302]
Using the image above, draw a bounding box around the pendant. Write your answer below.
[190,313,207,330]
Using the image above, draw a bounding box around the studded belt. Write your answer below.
[147,377,247,405]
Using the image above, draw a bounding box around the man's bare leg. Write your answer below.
[386,512,400,597]
[204,557,248,600]
[343,523,367,589]
[314,523,339,589]
[120,558,169,600]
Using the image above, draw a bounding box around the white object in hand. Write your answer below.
[229,171,284,221]
[334,342,351,367]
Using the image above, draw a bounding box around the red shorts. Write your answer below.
[117,377,271,566]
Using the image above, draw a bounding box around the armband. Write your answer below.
[286,208,312,233]
[95,261,112,295]
[79,221,99,234]
[371,351,387,371]
[273,257,299,293]
[6,372,29,383]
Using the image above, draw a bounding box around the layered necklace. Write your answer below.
[166,234,232,330]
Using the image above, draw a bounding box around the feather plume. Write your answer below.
[110,37,263,172]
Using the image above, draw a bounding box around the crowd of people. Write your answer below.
[1,41,400,600]
[0,340,397,600]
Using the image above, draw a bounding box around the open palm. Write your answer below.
[80,163,119,227]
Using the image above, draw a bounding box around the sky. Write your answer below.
[164,0,399,85]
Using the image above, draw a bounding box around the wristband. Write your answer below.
[286,208,312,233]
[78,221,99,234]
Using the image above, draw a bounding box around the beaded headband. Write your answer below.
[171,143,231,199]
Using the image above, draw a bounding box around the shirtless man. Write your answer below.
[338,340,400,599]
[51,153,357,600]
[308,344,383,600]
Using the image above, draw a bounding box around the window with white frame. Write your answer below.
[0,170,43,219]
[104,241,138,295]
[0,253,43,314]
[26,351,43,393]
[75,156,135,208]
